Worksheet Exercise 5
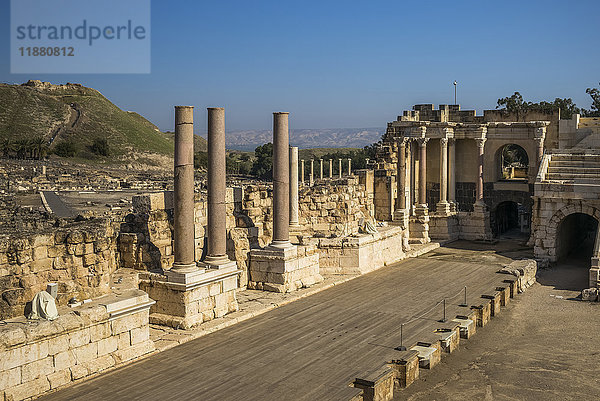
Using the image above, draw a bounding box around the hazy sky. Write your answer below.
[1,0,599,133]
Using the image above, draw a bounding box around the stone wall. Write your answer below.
[122,179,375,289]
[316,226,405,275]
[0,219,119,320]
[0,289,154,401]
[122,191,254,288]
[299,176,374,236]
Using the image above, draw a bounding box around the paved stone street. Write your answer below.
[41,241,528,401]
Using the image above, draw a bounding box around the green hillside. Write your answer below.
[0,80,207,161]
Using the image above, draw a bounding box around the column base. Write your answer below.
[268,240,294,250]
[165,265,206,286]
[393,209,410,229]
[140,264,240,330]
[409,205,430,244]
[249,244,322,293]
[199,256,237,270]
[590,267,599,288]
[436,201,451,216]
[458,202,492,241]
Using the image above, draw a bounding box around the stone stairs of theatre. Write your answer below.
[544,152,600,184]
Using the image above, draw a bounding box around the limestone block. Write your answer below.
[4,376,50,401]
[0,367,22,391]
[84,354,115,375]
[21,356,55,382]
[73,342,98,364]
[110,311,147,335]
[111,340,154,364]
[47,335,70,356]
[117,332,131,350]
[68,328,91,348]
[130,326,149,345]
[0,326,26,350]
[47,368,71,389]
[97,336,118,356]
[69,364,89,380]
[53,350,77,371]
[390,350,419,388]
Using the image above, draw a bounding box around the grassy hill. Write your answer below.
[0,80,207,163]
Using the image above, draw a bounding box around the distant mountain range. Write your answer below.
[202,128,385,151]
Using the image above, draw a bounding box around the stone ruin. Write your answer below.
[0,103,599,400]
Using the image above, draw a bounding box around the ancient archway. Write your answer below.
[495,144,529,181]
[493,201,521,237]
[556,213,599,264]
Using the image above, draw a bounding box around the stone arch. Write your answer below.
[547,203,600,239]
[493,143,531,181]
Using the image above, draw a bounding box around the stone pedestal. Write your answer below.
[248,245,322,293]
[429,214,459,241]
[140,265,239,329]
[458,203,492,241]
[409,205,430,244]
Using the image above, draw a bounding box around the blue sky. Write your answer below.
[1,0,599,132]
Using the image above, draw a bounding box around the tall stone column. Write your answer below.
[319,158,324,180]
[347,158,352,176]
[290,146,300,227]
[448,139,457,211]
[300,159,305,185]
[271,112,291,248]
[338,158,342,178]
[329,159,333,179]
[534,126,546,169]
[410,137,430,244]
[171,106,197,275]
[418,138,428,206]
[436,138,450,215]
[475,138,486,206]
[310,159,314,186]
[204,107,230,267]
[394,138,408,222]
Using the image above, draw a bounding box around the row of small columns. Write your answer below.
[394,136,486,217]
[299,158,352,185]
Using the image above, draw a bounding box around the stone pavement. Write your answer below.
[40,240,523,401]
[149,241,441,352]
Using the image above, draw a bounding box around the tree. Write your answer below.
[89,138,110,156]
[250,143,273,180]
[496,92,580,119]
[30,136,47,160]
[54,141,77,157]
[1,138,13,158]
[582,83,600,117]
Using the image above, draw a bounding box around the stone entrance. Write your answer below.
[556,213,598,263]
[493,201,520,236]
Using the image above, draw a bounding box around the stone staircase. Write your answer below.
[544,153,600,184]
